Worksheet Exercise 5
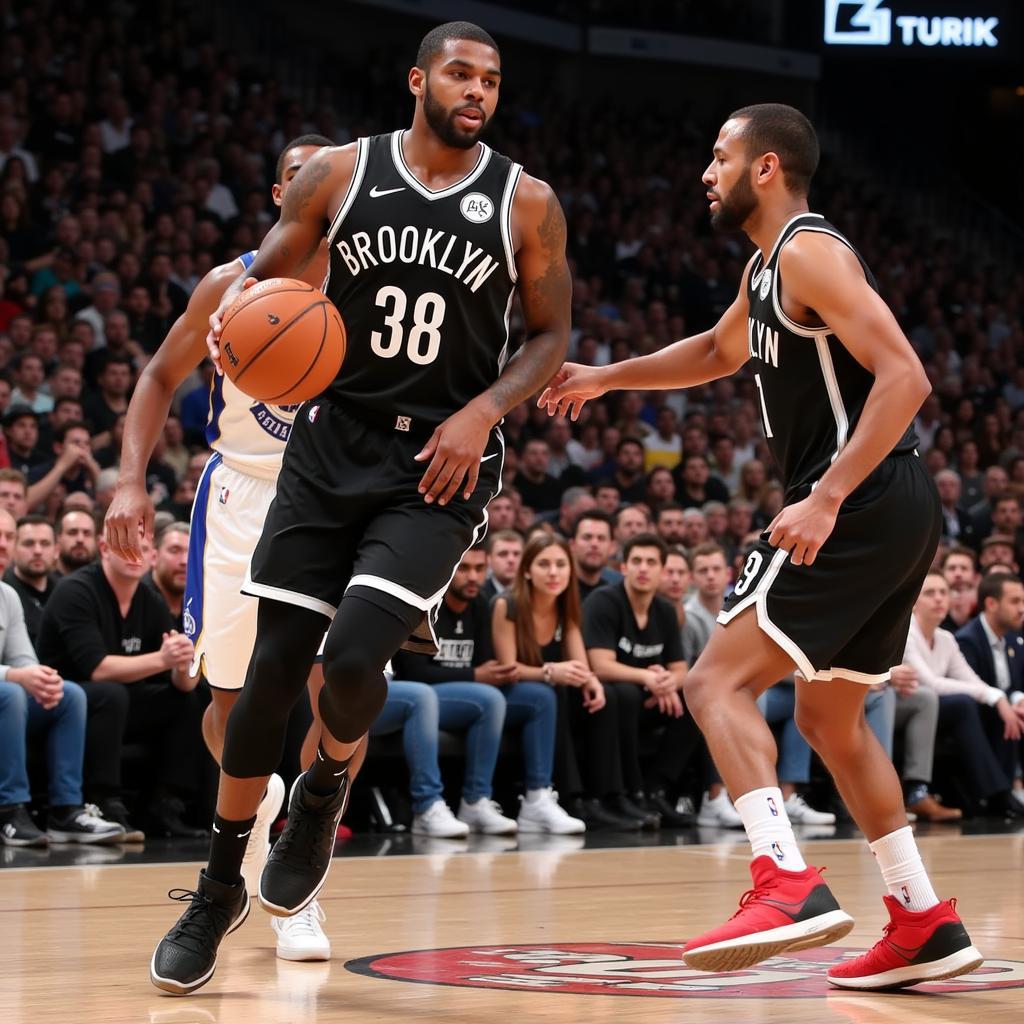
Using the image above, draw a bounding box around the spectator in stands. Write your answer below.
[594,482,621,515]
[584,533,695,828]
[643,406,681,470]
[613,504,650,551]
[83,353,132,448]
[4,407,41,476]
[26,421,100,512]
[0,468,28,519]
[146,522,189,629]
[710,434,740,493]
[53,508,97,577]
[644,465,676,512]
[675,454,729,509]
[654,502,686,546]
[494,534,635,830]
[545,486,595,538]
[544,416,585,483]
[4,514,58,646]
[486,493,516,533]
[481,530,523,603]
[514,438,561,513]
[0,506,123,846]
[940,545,978,632]
[10,353,53,414]
[968,465,1010,537]
[903,572,1023,818]
[681,507,709,549]
[73,272,120,349]
[570,510,622,601]
[600,437,646,504]
[702,501,728,545]
[723,499,755,561]
[989,494,1024,557]
[36,532,206,838]
[979,535,1018,575]
[934,469,976,547]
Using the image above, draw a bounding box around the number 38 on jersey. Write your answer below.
[370,285,446,366]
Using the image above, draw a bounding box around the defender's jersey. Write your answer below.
[206,250,300,480]
[745,213,918,501]
[324,130,522,424]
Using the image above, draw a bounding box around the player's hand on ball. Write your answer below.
[538,363,608,421]
[104,483,155,565]
[206,276,257,373]
[767,492,840,566]
[415,404,493,505]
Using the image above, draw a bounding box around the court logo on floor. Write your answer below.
[346,942,1024,998]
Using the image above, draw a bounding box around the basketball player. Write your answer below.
[149,21,571,995]
[539,104,982,990]
[106,135,353,963]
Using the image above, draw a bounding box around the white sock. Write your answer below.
[869,826,939,912]
[734,787,807,872]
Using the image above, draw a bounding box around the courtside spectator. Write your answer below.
[570,510,622,601]
[481,530,523,604]
[4,515,58,645]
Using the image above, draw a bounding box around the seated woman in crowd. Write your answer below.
[493,535,646,831]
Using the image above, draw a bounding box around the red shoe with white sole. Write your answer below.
[682,856,854,972]
[827,896,983,990]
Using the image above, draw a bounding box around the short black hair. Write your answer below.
[275,134,334,184]
[416,21,499,71]
[623,532,668,565]
[616,436,644,456]
[979,571,1022,608]
[15,513,53,533]
[572,508,614,538]
[728,103,819,196]
[55,420,89,444]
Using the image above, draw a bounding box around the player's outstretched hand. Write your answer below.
[206,276,257,373]
[104,482,155,565]
[415,405,493,506]
[767,491,840,567]
[537,363,609,421]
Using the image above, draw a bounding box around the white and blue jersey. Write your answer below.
[204,250,302,482]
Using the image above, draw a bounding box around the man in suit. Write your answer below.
[955,572,1024,809]
[934,469,978,549]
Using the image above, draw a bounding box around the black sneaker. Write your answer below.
[98,798,146,842]
[646,789,696,828]
[259,772,349,917]
[0,804,48,847]
[569,797,642,832]
[150,870,250,994]
[149,795,209,839]
[46,804,125,844]
[607,793,661,830]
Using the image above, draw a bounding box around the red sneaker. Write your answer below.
[827,896,983,990]
[682,856,854,972]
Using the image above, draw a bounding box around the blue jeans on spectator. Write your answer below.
[758,682,812,784]
[864,686,896,757]
[0,680,87,807]
[371,680,555,814]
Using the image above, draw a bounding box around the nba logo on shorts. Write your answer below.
[767,796,779,816]
[218,486,230,505]
[308,404,320,424]
[771,841,785,862]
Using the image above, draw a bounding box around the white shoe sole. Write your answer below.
[460,820,518,835]
[410,825,470,838]
[46,828,125,845]
[827,945,984,990]
[683,909,855,972]
[516,817,586,834]
[258,775,347,919]
[149,891,250,995]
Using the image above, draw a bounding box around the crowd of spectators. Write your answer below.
[2,2,1023,848]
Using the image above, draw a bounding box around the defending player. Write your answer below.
[149,21,571,995]
[540,104,982,990]
[105,134,357,963]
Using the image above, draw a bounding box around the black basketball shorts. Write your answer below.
[718,452,941,684]
[242,400,503,652]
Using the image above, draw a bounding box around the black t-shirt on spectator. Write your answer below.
[82,391,126,436]
[2,568,57,646]
[675,474,731,509]
[578,577,610,604]
[36,563,174,685]
[582,582,684,668]
[513,471,564,512]
[391,595,493,682]
[27,458,95,497]
[502,594,564,662]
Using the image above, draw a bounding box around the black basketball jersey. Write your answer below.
[323,130,522,425]
[745,212,918,501]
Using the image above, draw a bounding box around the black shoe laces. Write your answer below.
[165,888,235,957]
[273,785,344,870]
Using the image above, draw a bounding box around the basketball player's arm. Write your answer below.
[205,146,357,367]
[765,235,932,566]
[538,262,754,419]
[105,262,239,563]
[415,177,571,505]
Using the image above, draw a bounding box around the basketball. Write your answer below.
[219,278,346,404]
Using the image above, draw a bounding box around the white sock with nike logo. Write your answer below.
[735,786,807,872]
[869,825,939,912]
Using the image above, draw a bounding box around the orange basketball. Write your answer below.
[219,278,346,404]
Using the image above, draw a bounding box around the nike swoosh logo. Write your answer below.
[369,185,406,198]
[480,453,499,463]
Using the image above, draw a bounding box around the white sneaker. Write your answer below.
[272,900,331,961]
[697,790,743,828]
[412,800,470,838]
[458,797,518,835]
[784,792,836,825]
[241,773,285,895]
[517,788,586,835]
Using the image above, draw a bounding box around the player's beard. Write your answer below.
[711,167,758,231]
[423,80,487,150]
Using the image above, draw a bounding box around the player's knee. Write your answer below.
[682,668,713,716]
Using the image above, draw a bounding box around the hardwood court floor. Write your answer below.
[3,833,1023,1023]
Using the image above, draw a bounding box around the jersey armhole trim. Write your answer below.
[500,163,523,283]
[325,138,369,247]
